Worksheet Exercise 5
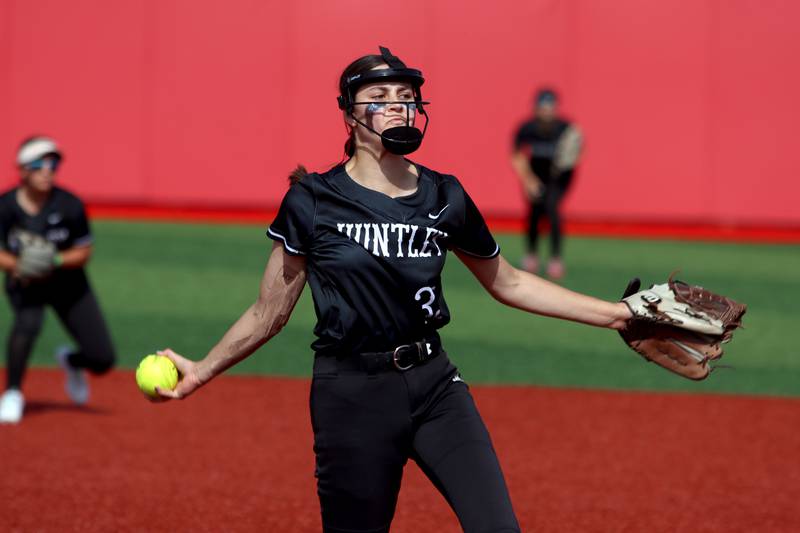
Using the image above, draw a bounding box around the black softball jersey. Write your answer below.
[267,163,499,355]
[0,186,93,288]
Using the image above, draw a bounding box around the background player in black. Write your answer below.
[512,88,584,279]
[153,48,631,532]
[0,137,115,424]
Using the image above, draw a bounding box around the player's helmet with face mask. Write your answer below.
[337,46,429,156]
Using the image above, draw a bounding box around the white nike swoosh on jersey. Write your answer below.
[452,374,463,383]
[428,204,450,219]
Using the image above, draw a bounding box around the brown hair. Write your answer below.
[287,164,308,183]
[288,53,389,184]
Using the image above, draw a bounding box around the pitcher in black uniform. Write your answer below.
[154,48,630,532]
[512,88,583,279]
[0,136,115,424]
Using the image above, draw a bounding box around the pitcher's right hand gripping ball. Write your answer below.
[619,276,746,380]
[136,354,179,401]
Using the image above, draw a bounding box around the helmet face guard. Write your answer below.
[337,46,430,155]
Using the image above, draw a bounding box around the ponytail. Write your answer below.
[288,164,308,184]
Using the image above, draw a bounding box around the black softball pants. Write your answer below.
[5,277,115,390]
[310,352,520,533]
[526,170,573,258]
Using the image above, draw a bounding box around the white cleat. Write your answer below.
[56,346,89,405]
[0,389,25,424]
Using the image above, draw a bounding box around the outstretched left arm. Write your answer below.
[455,251,631,329]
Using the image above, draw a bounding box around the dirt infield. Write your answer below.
[1,370,798,532]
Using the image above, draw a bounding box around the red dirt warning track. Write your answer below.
[1,370,798,532]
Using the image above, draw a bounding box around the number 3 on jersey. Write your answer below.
[415,286,441,320]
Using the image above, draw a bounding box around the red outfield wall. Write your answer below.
[1,0,798,226]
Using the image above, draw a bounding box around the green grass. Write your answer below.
[7,220,799,397]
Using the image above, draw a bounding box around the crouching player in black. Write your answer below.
[0,137,115,424]
[153,48,632,532]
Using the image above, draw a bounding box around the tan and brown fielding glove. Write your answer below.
[553,124,583,172]
[15,230,57,281]
[619,276,746,380]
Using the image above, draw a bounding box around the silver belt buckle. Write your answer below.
[393,345,414,371]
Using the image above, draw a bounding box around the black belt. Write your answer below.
[316,337,443,374]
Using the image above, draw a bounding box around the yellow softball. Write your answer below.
[135,354,178,401]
